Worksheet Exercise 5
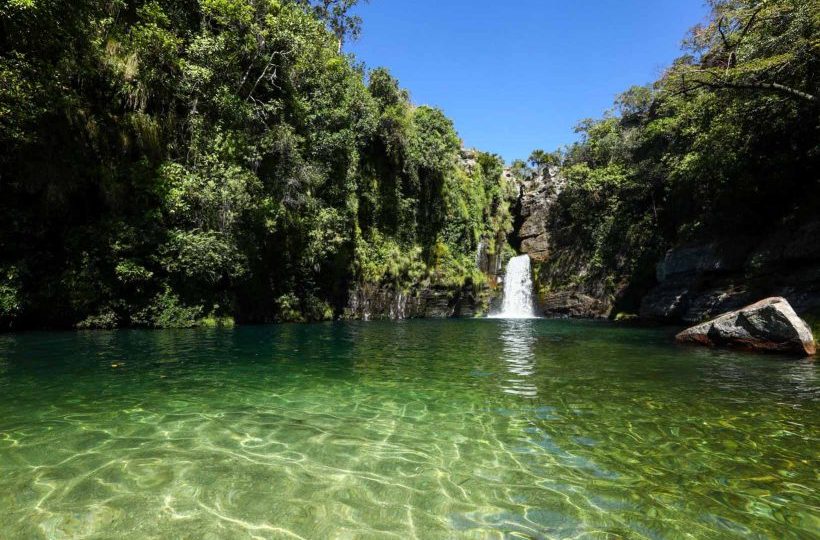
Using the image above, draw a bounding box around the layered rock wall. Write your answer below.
[641,222,820,323]
[344,283,488,321]
[509,164,820,323]
[515,166,564,263]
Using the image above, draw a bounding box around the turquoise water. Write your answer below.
[0,320,817,539]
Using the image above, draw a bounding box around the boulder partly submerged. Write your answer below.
[676,297,816,357]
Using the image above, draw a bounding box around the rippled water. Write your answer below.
[0,320,817,539]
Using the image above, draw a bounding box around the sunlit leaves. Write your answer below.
[0,0,508,327]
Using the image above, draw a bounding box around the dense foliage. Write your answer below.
[0,0,510,329]
[528,0,819,312]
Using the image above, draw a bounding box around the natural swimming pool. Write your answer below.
[0,319,817,538]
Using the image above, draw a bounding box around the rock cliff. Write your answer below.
[344,283,490,320]
[641,222,820,324]
[509,168,613,318]
[509,165,820,325]
[514,166,564,263]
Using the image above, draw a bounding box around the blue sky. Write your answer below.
[349,1,708,162]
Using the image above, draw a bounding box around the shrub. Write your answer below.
[77,310,119,330]
[0,267,22,330]
[132,287,203,328]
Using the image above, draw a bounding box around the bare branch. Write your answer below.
[737,6,764,46]
[717,17,731,50]
[676,70,817,102]
[715,80,816,102]
[246,49,293,101]
[238,46,263,92]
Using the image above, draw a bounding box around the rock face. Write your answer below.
[506,167,619,319]
[502,161,820,326]
[515,167,564,263]
[676,297,816,356]
[344,284,491,321]
[475,231,506,280]
[540,291,608,319]
[641,221,820,324]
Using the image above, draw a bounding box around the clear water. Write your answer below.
[0,320,817,539]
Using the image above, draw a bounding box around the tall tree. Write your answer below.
[671,0,818,102]
[295,0,367,52]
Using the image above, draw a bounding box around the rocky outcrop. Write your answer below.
[344,283,492,321]
[541,291,609,319]
[510,168,618,319]
[521,234,549,259]
[640,239,756,322]
[641,221,820,324]
[475,230,506,280]
[676,297,816,356]
[515,167,564,263]
[504,162,820,327]
[504,167,615,319]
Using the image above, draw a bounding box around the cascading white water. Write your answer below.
[492,255,536,319]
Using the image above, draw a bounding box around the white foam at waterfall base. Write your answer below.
[491,255,537,319]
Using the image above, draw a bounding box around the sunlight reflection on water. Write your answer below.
[499,319,539,398]
[0,320,817,538]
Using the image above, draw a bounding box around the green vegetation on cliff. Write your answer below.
[525,0,819,314]
[0,0,510,329]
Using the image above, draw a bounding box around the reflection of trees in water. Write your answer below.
[349,320,504,380]
[499,320,538,398]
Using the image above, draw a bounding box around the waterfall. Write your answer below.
[492,255,536,319]
[475,240,487,270]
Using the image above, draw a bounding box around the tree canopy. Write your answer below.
[531,0,819,312]
[0,0,510,329]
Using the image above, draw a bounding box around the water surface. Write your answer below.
[0,320,817,538]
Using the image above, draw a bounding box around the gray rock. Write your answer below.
[521,234,549,262]
[514,169,565,264]
[676,297,816,356]
[519,215,546,239]
[542,291,609,319]
[639,279,691,321]
[656,240,754,282]
[344,284,495,321]
[681,287,755,324]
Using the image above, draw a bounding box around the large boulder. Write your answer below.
[676,297,816,356]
